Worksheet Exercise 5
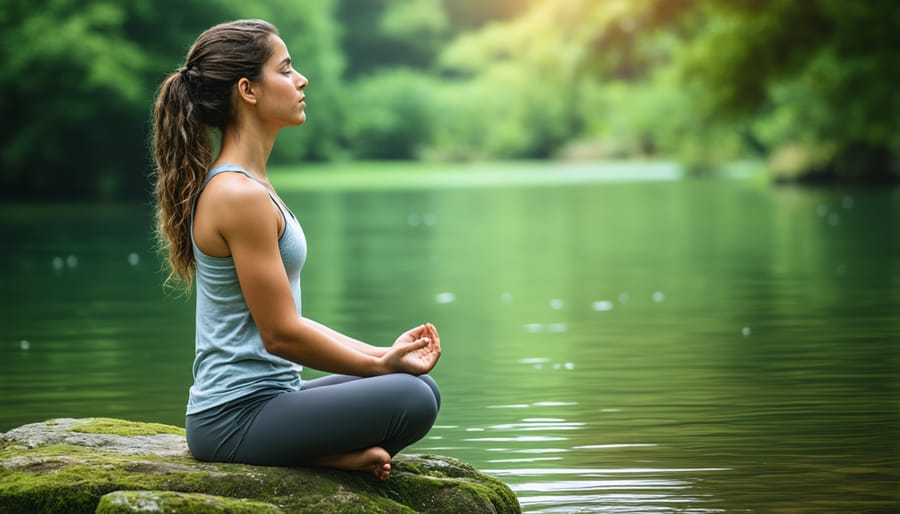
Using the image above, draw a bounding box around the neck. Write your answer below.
[214,120,278,180]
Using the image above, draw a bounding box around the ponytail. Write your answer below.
[152,69,212,289]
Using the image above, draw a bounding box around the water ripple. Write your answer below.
[485,467,731,476]
[489,422,585,431]
[467,435,570,443]
[491,468,730,513]
[488,456,565,464]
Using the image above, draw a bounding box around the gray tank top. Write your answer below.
[186,164,307,415]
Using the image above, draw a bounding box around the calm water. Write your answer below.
[2,165,898,513]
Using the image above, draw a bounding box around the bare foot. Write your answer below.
[314,446,392,480]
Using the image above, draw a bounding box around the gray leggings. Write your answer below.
[185,373,440,466]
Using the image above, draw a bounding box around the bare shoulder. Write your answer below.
[211,174,277,230]
[194,173,280,254]
[203,172,269,206]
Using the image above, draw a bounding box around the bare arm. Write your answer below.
[303,318,388,358]
[207,176,438,375]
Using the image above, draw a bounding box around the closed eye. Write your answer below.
[279,56,293,76]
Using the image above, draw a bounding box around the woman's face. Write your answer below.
[253,35,309,128]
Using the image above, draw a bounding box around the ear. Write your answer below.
[236,77,257,105]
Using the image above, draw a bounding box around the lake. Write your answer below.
[1,162,898,513]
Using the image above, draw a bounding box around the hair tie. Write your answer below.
[180,61,200,77]
[179,64,199,101]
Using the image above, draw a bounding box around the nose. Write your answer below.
[296,72,308,90]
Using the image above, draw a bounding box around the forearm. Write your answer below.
[264,319,387,376]
[303,317,388,358]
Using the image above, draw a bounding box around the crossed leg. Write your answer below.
[232,373,441,479]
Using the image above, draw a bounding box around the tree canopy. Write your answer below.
[1,0,896,199]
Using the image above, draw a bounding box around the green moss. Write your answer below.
[2,446,209,513]
[383,461,520,514]
[0,445,405,513]
[396,454,478,479]
[0,443,176,465]
[68,418,185,437]
[95,490,285,514]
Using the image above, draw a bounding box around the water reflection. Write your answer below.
[494,467,729,513]
[1,179,898,512]
[421,396,736,512]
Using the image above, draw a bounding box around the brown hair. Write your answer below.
[151,19,279,289]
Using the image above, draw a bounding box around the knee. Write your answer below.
[394,374,439,423]
[417,374,441,411]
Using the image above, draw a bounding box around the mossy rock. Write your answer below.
[0,418,520,514]
[95,490,285,513]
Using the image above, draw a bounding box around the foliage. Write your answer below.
[343,69,438,160]
[336,0,450,78]
[0,0,344,199]
[636,0,900,180]
[434,0,609,159]
[432,0,900,179]
[1,0,896,199]
[2,0,145,199]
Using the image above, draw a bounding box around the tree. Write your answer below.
[627,0,900,180]
[0,0,346,200]
[429,0,900,180]
[0,0,248,199]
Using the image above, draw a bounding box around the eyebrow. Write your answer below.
[278,57,291,67]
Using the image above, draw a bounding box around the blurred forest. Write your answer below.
[1,0,898,200]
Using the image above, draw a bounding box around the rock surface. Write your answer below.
[0,418,520,514]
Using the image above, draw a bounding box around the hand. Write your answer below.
[382,323,441,375]
[393,323,441,355]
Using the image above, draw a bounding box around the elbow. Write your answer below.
[259,327,291,359]
[259,318,308,361]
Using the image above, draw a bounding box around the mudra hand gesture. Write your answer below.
[382,323,441,375]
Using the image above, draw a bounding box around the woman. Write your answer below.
[151,19,441,480]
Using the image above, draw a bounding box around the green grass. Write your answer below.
[268,160,684,192]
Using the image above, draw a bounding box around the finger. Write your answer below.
[429,335,441,358]
[404,337,430,353]
[427,327,440,348]
[420,338,438,357]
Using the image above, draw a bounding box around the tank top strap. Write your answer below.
[204,163,252,185]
